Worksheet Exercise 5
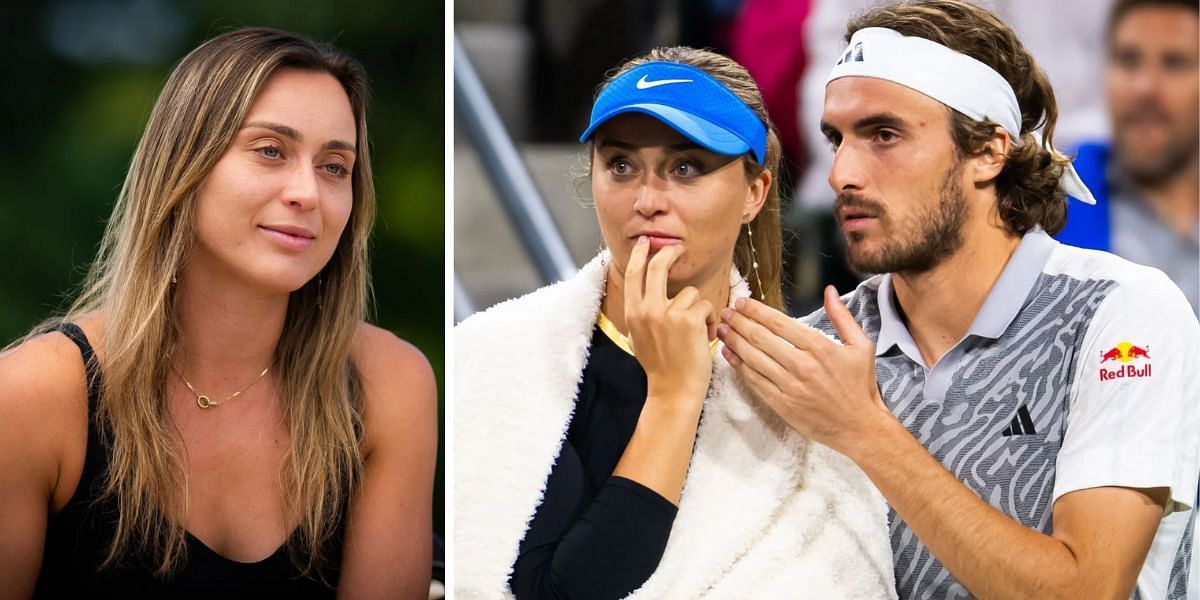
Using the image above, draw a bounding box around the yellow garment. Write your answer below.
[596,311,719,357]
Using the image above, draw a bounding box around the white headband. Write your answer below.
[827,27,1095,205]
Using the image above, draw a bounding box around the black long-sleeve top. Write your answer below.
[508,326,679,600]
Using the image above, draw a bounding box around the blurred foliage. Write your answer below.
[0,0,445,535]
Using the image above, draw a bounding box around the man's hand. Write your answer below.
[718,285,892,455]
[720,286,1168,599]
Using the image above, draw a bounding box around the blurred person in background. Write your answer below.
[0,28,436,598]
[524,0,665,142]
[1057,0,1199,314]
[455,47,895,599]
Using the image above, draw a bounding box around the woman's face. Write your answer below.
[188,67,357,295]
[591,113,767,294]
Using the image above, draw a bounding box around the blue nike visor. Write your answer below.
[579,62,768,165]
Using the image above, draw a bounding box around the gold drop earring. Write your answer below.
[744,215,765,301]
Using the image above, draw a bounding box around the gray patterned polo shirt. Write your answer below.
[803,230,1199,599]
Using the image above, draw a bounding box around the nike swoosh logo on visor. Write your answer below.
[636,75,693,89]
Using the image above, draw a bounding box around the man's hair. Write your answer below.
[1107,0,1199,42]
[847,0,1071,235]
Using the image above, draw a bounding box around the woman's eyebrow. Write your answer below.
[242,120,355,153]
[244,120,301,141]
[321,139,356,153]
[595,138,636,151]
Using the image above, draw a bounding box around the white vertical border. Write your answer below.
[442,0,455,595]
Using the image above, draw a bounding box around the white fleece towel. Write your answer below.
[454,251,897,599]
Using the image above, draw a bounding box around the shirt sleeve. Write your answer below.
[509,440,679,600]
[1052,276,1200,515]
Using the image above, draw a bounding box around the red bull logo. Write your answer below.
[1098,341,1152,381]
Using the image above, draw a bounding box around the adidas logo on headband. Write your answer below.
[836,42,864,66]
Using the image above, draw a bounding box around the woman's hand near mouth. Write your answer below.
[611,235,716,505]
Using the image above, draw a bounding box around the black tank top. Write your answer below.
[34,323,342,598]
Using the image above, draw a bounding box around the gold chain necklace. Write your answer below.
[172,364,272,409]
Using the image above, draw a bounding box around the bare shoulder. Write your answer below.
[351,322,438,453]
[0,325,91,494]
[0,327,89,424]
[352,322,435,384]
[338,325,436,595]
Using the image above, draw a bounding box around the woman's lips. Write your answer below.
[259,226,315,250]
[645,235,681,251]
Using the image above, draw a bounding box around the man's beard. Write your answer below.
[837,163,968,275]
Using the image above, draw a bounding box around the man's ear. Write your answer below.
[969,127,1011,185]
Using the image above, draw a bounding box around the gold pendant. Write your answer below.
[196,395,214,409]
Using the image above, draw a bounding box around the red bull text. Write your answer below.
[1098,341,1152,381]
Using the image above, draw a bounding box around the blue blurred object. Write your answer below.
[1056,142,1112,251]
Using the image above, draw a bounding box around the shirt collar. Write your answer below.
[874,229,1058,357]
[875,274,916,358]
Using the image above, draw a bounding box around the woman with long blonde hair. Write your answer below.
[0,27,436,598]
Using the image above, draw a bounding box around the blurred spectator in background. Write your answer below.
[520,0,756,144]
[729,0,813,183]
[525,0,665,142]
[1057,0,1199,314]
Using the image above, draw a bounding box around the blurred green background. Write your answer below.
[0,1,445,536]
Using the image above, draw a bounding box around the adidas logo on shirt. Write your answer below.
[1000,405,1037,436]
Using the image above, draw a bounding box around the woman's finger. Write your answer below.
[669,286,701,311]
[644,244,682,305]
[624,236,650,310]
